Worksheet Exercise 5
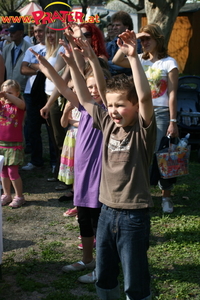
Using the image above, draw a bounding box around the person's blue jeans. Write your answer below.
[154,107,174,191]
[96,205,151,300]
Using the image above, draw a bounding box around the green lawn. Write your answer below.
[0,149,200,300]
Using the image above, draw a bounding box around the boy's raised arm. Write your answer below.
[117,30,153,127]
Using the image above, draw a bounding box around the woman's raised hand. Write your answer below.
[117,30,137,57]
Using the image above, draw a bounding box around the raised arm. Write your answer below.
[63,24,86,75]
[74,38,107,106]
[117,30,153,127]
[59,43,95,116]
[40,66,71,119]
[29,48,79,108]
[112,49,130,68]
[0,91,25,110]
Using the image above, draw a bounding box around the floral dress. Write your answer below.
[58,107,81,185]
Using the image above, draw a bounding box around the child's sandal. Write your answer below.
[1,195,12,206]
[9,196,26,208]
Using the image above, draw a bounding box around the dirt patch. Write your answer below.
[1,126,98,300]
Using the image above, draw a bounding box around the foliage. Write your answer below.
[0,0,28,15]
[115,0,188,46]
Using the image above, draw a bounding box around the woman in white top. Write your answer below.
[113,24,179,213]
[45,20,66,182]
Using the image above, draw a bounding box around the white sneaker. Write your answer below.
[162,197,173,213]
[78,269,97,283]
[21,162,36,171]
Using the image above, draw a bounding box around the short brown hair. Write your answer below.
[111,11,133,31]
[106,74,138,105]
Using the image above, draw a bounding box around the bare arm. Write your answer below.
[21,61,40,76]
[59,44,95,116]
[0,54,5,86]
[62,24,86,75]
[118,30,153,127]
[112,49,130,68]
[74,38,107,106]
[69,119,79,127]
[167,67,179,137]
[40,66,71,119]
[0,92,25,110]
[29,48,79,108]
[60,101,74,128]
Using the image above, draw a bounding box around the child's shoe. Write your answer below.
[63,207,78,217]
[9,195,26,208]
[1,194,12,206]
[162,197,173,213]
[78,239,96,250]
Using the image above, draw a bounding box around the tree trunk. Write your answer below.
[145,0,187,46]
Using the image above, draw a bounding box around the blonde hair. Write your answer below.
[1,79,23,99]
[45,20,65,59]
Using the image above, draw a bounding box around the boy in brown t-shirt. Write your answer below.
[30,29,156,300]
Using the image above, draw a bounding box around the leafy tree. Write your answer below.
[116,0,188,45]
[0,0,28,15]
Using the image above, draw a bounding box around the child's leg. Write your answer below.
[81,236,94,264]
[62,207,100,273]
[8,166,23,197]
[118,209,151,300]
[96,205,120,299]
[1,166,11,196]
[7,166,25,208]
[79,207,101,264]
[1,166,12,205]
[11,177,23,198]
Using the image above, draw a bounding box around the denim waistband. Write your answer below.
[102,204,149,214]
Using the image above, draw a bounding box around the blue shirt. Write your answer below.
[106,37,132,76]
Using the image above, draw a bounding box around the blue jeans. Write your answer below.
[154,107,174,191]
[96,205,151,300]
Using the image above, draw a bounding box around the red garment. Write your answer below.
[0,102,25,142]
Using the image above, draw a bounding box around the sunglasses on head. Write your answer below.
[83,32,92,38]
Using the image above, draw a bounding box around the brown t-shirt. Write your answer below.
[92,103,156,209]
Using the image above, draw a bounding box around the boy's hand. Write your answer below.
[117,30,137,57]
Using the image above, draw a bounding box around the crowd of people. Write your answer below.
[0,9,179,300]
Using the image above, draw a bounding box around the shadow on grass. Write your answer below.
[150,263,200,286]
[2,238,35,251]
[23,199,74,208]
[0,261,97,300]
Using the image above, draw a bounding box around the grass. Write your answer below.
[0,149,200,299]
